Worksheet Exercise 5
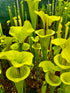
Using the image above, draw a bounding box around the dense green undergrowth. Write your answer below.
[0,0,70,93]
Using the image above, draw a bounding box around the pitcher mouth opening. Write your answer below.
[6,66,30,83]
[60,72,70,85]
[35,29,55,38]
[45,72,61,86]
[32,43,41,50]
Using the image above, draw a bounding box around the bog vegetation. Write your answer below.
[0,0,70,93]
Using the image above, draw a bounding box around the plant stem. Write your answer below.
[55,0,58,15]
[59,71,65,93]
[25,11,27,20]
[46,4,49,14]
[0,24,4,82]
[20,1,24,25]
[15,0,20,26]
[41,4,45,12]
[52,0,54,15]
[58,0,62,16]
[59,83,64,93]
[0,23,3,36]
[39,36,50,60]
[49,4,52,15]
[19,43,23,51]
[14,3,17,17]
[15,81,24,93]
[8,6,14,26]
[62,7,68,38]
[0,85,5,93]
[41,81,47,93]
[26,0,39,58]
[23,80,26,93]
[35,49,40,79]
[65,24,69,39]
[50,86,55,93]
[39,51,42,80]
[0,62,4,81]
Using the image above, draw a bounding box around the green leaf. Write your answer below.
[32,43,41,50]
[60,72,70,85]
[35,11,60,28]
[0,23,3,36]
[53,46,61,55]
[61,46,70,63]
[64,38,70,48]
[0,35,6,40]
[48,15,60,26]
[31,36,39,42]
[3,36,14,45]
[25,0,40,29]
[6,66,30,82]
[0,50,34,67]
[35,11,46,29]
[9,20,34,43]
[0,85,5,93]
[57,88,64,93]
[56,17,62,38]
[0,36,14,45]
[45,72,61,86]
[65,22,70,39]
[65,86,70,93]
[39,61,61,73]
[0,36,15,51]
[22,43,30,51]
[41,81,47,93]
[51,38,67,47]
[10,43,19,50]
[54,54,70,69]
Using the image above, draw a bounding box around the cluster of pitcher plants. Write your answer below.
[0,0,70,93]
